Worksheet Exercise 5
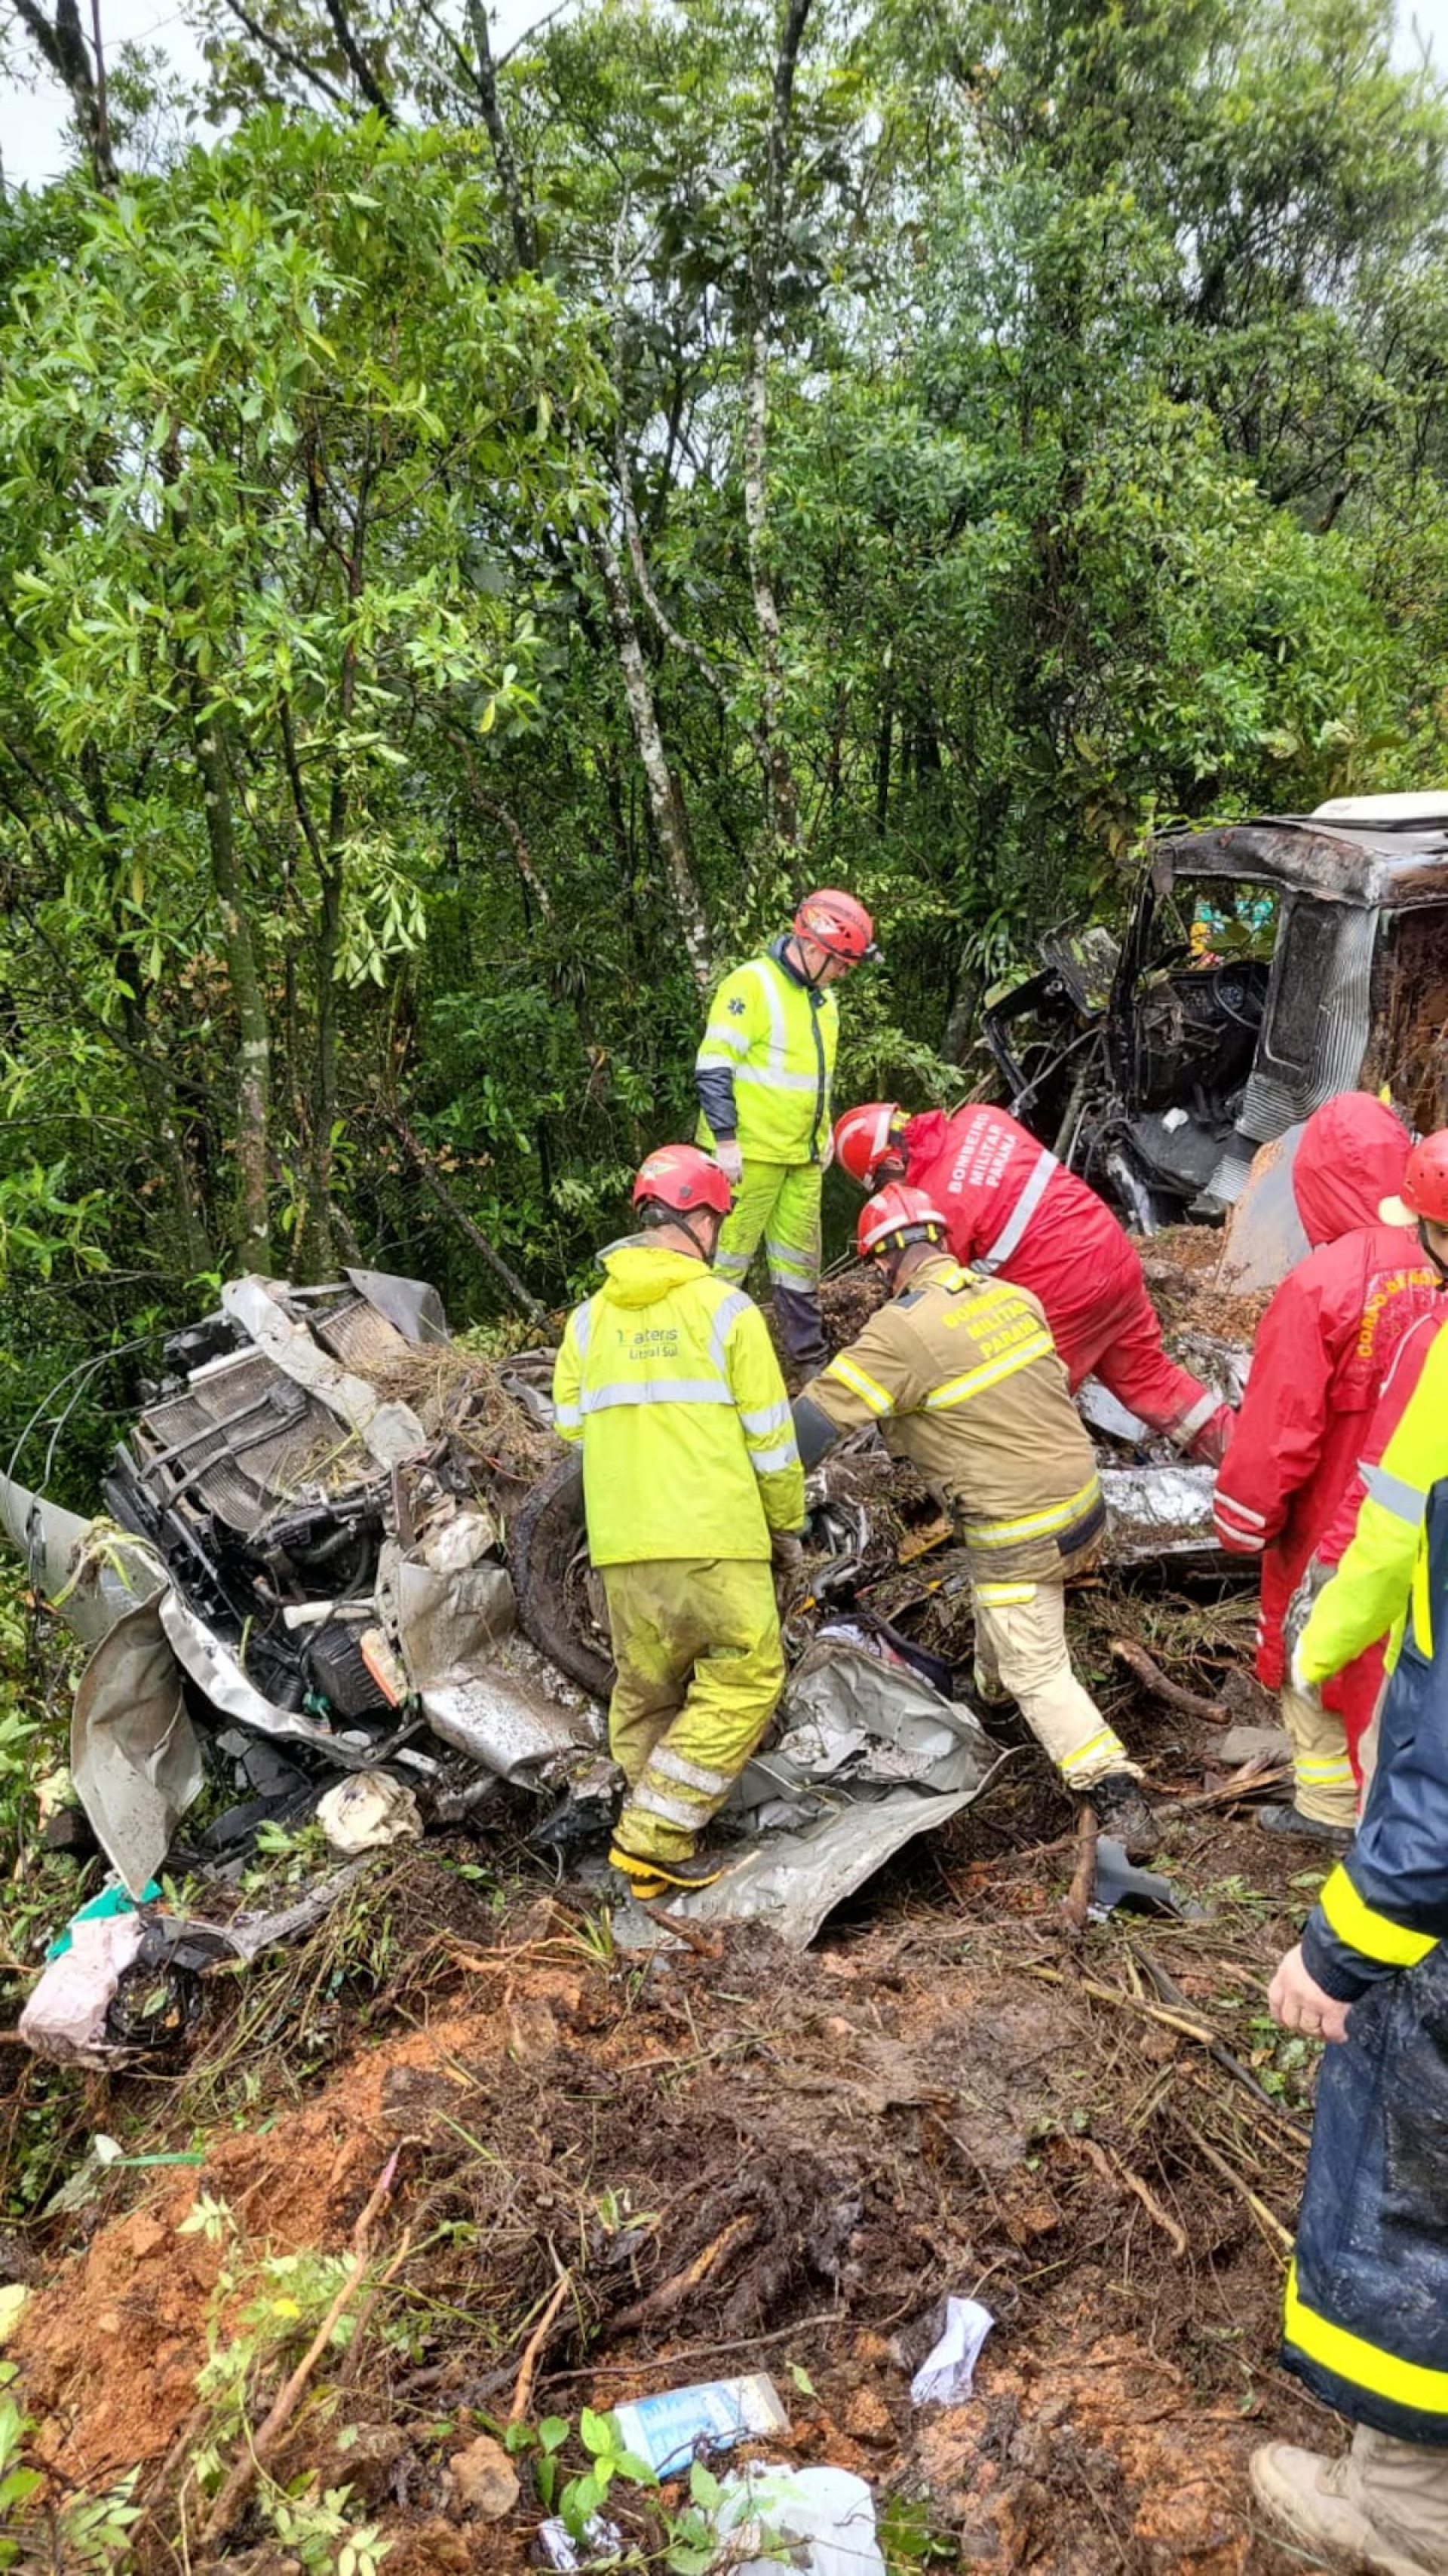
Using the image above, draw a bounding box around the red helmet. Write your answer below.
[632,1145,734,1218]
[857,1182,947,1260]
[1398,1129,1448,1225]
[793,888,879,965]
[834,1102,903,1189]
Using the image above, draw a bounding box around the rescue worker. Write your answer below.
[832,1099,1230,1460]
[1213,1093,1439,1846]
[1291,1127,1448,1795]
[790,1182,1156,1855]
[1250,1316,1448,2576]
[552,1144,806,1900]
[696,890,878,1377]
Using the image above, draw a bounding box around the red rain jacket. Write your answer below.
[1212,1093,1437,1701]
[900,1104,1217,1442]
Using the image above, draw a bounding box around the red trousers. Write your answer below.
[1023,1234,1219,1446]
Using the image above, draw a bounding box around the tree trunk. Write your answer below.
[742,0,813,852]
[191,698,272,1271]
[587,519,713,998]
[11,0,116,190]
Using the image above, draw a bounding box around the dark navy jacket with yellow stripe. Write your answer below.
[1284,1455,1448,2443]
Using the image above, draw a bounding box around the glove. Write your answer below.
[770,1528,806,1610]
[1284,1557,1330,1664]
[715,1138,744,1187]
[1289,1639,1318,1700]
[820,1127,836,1172]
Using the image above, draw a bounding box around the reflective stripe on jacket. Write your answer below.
[793,1253,1102,1581]
[552,1239,805,1565]
[1285,1472,1448,2440]
[695,939,838,1164]
[900,1105,1209,1432]
[1301,1432,1448,2006]
[1301,1311,1448,1689]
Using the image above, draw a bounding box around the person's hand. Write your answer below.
[1268,1942,1352,2044]
[770,1528,806,1608]
[715,1138,744,1187]
[819,1127,836,1171]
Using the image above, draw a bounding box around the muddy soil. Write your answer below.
[1140,1227,1273,1345]
[11,1681,1330,2576]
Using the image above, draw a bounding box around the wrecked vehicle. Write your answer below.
[983,795,1448,1231]
[2,1256,1248,1964]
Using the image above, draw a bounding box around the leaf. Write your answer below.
[578,2406,615,2458]
[786,2362,816,2396]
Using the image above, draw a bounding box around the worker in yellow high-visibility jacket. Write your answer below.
[695,889,878,1375]
[552,1145,805,1901]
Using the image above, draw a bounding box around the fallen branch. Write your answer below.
[509,2264,574,2423]
[1180,2120,1294,2256]
[382,1104,545,1323]
[611,2212,759,2335]
[1062,1800,1098,1933]
[1026,1963,1305,2132]
[1068,2135,1188,2259]
[1161,1762,1292,1817]
[204,2149,400,2542]
[640,1901,725,1959]
[1110,1637,1226,1721]
[337,2227,415,2387]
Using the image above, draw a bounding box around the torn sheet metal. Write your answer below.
[644,1642,1003,1946]
[768,1638,996,1797]
[158,1589,403,1766]
[70,1598,205,1896]
[420,1657,590,1776]
[221,1274,426,1467]
[1218,1127,1310,1293]
[382,1516,589,1776]
[0,1475,163,1645]
[345,1266,449,1347]
[663,1786,981,1949]
[1098,1463,1219,1562]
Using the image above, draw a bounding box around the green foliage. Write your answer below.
[2,0,1448,1467]
[0,2366,140,2574]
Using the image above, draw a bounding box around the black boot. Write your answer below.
[1084,1771,1159,1864]
[609,1841,727,1901]
[1256,1802,1354,1856]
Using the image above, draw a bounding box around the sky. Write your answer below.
[0,0,554,188]
[0,0,1446,188]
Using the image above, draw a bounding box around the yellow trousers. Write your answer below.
[971,1578,1137,1789]
[603,1558,786,1863]
[1280,1679,1358,1828]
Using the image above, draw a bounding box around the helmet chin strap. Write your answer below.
[1419,1219,1448,1280]
[676,1209,719,1262]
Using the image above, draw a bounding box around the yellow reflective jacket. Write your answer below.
[1300,1314,1448,1687]
[695,941,838,1164]
[552,1240,805,1565]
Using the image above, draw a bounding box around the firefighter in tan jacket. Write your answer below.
[793,1184,1156,1855]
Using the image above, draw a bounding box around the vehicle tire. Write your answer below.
[507,1451,615,1700]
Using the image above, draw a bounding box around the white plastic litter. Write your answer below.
[18,1912,143,2066]
[715,2463,885,2576]
[536,2512,623,2570]
[910,2295,995,2406]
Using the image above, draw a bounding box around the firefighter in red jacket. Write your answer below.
[1290,1130,1448,1798]
[1213,1093,1440,1845]
[833,1100,1231,1460]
